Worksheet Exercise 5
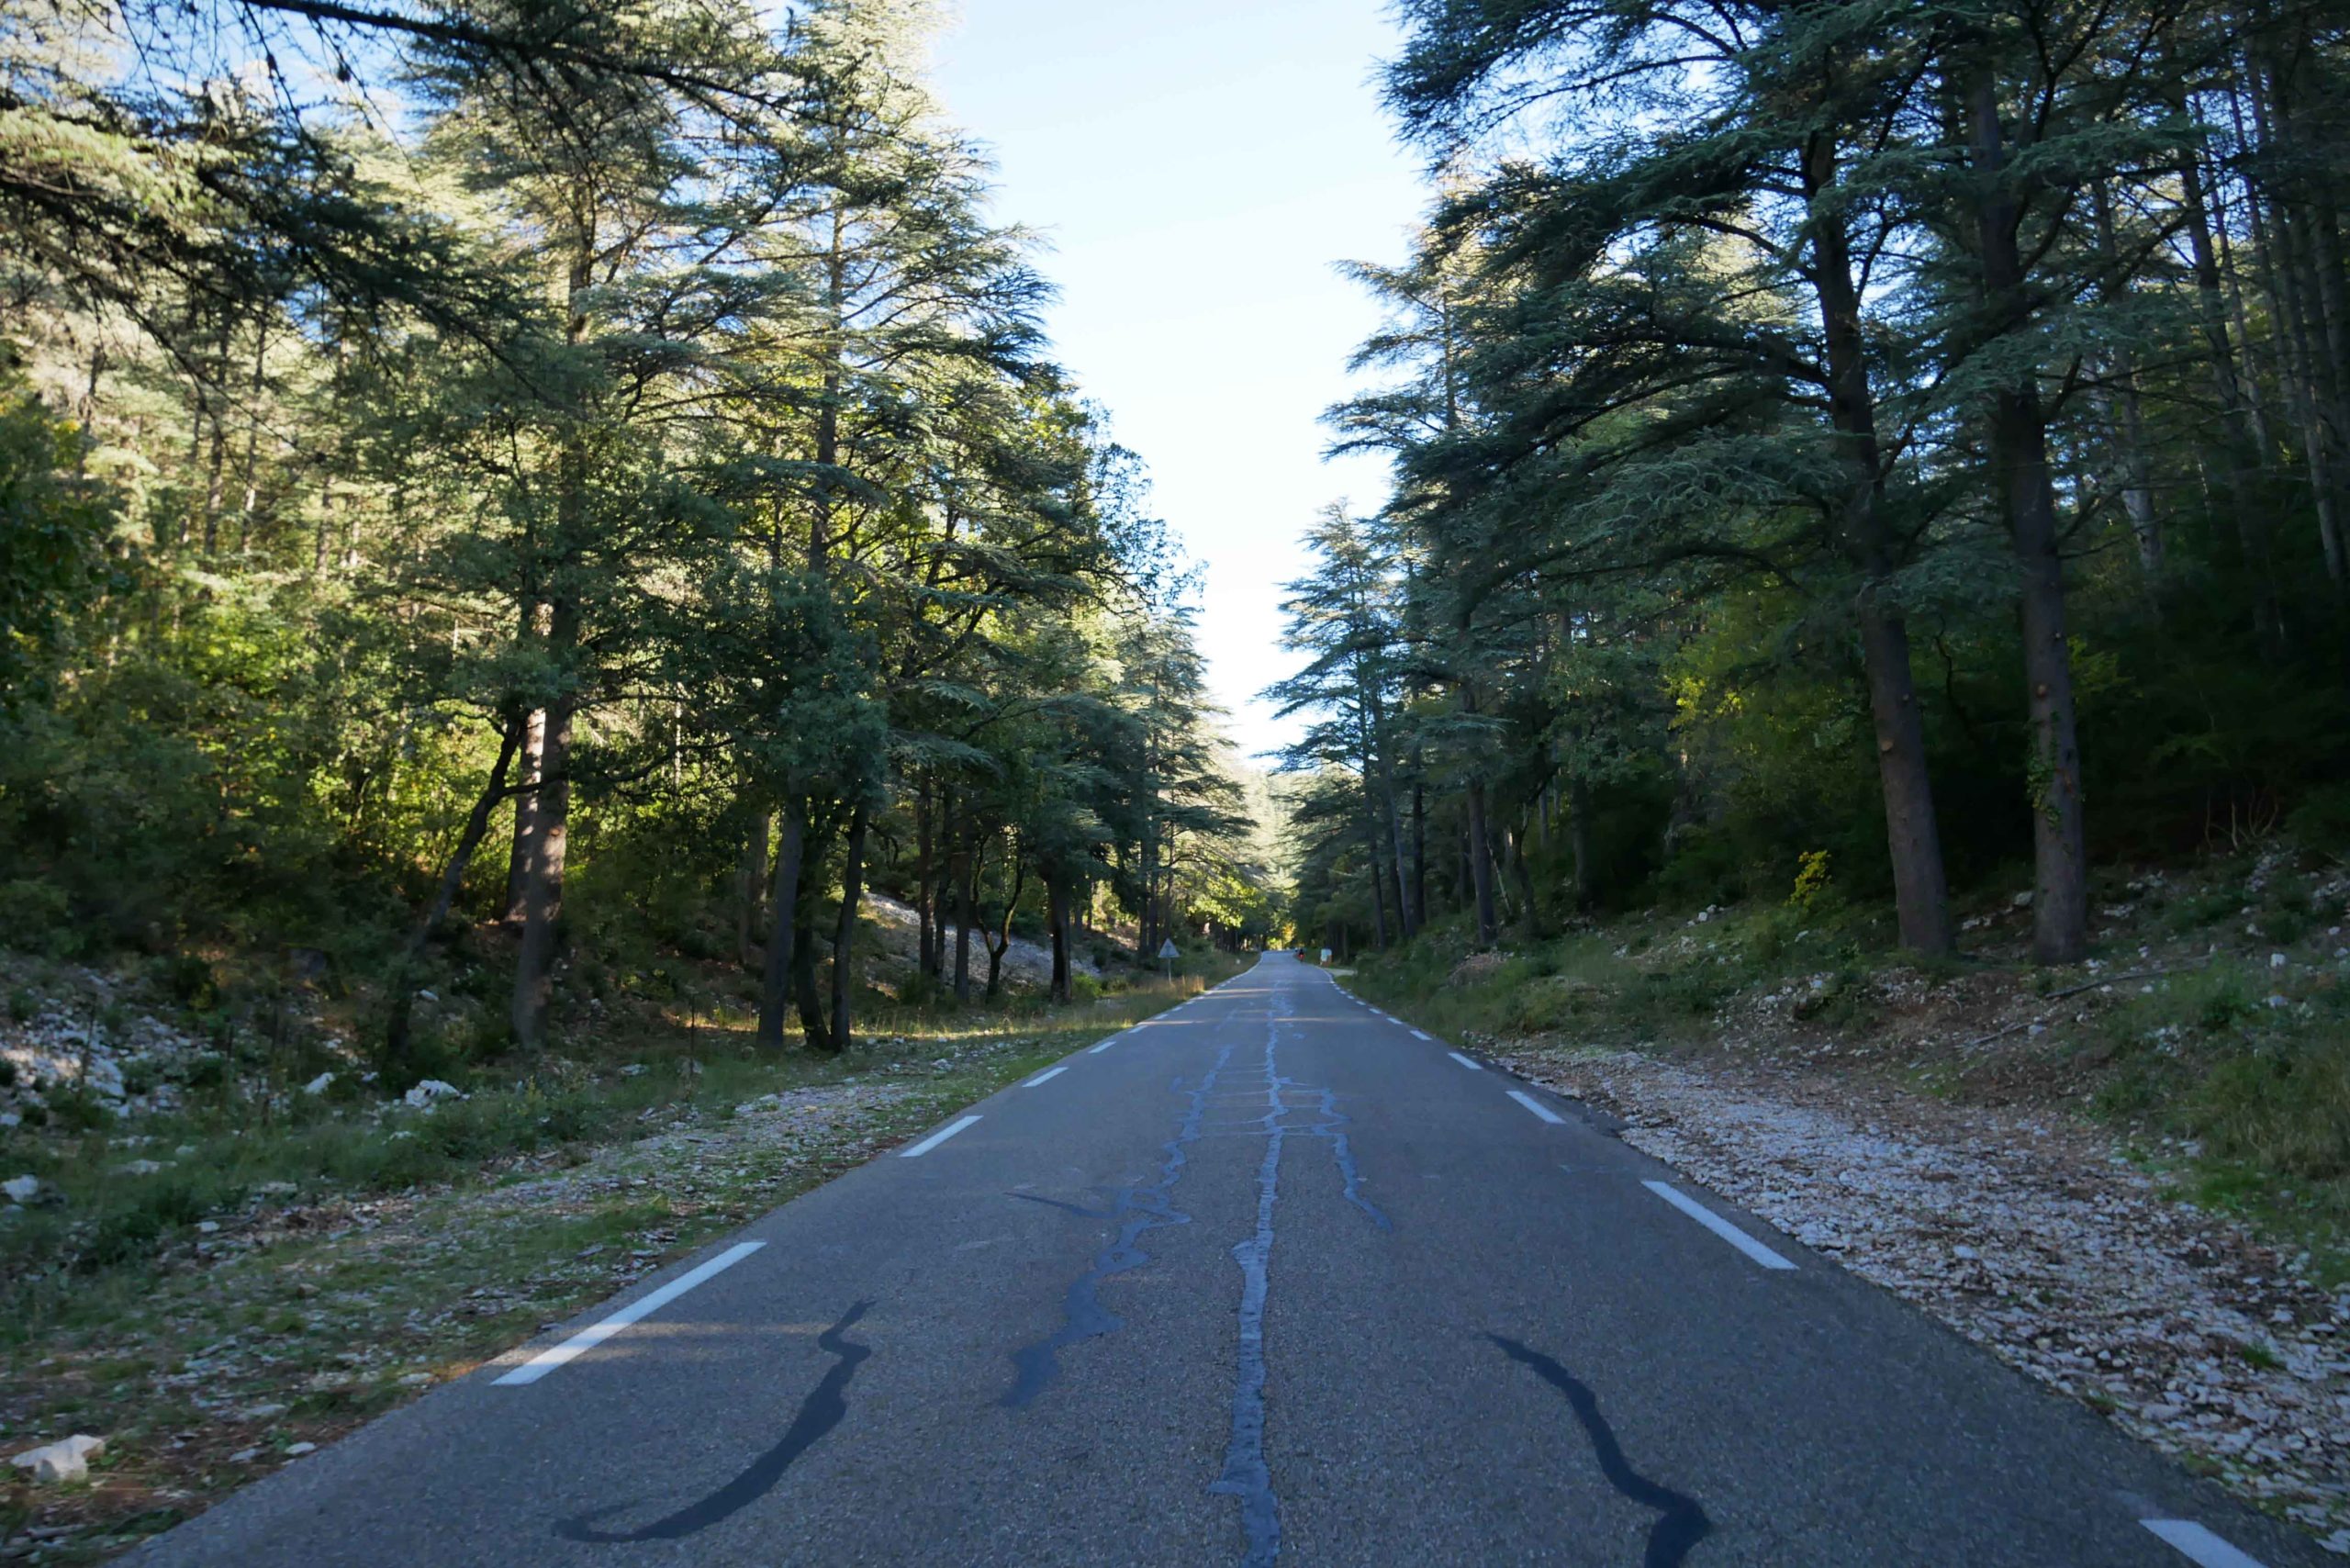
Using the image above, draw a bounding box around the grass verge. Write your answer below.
[0,951,1249,1561]
[1338,851,2350,1283]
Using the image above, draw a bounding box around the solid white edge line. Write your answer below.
[899,1114,982,1159]
[1446,1050,1482,1070]
[495,1241,765,1385]
[1506,1089,1564,1125]
[1024,1066,1068,1088]
[2141,1520,2269,1568]
[1641,1181,1796,1271]
[1411,1029,1432,1041]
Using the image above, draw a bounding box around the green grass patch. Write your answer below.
[1,953,1246,1558]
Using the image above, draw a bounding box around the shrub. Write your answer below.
[2287,783,2350,857]
[76,1180,213,1271]
[1788,850,1833,913]
[0,878,73,957]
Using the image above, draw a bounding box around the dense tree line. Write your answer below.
[0,0,1272,1075]
[1281,0,2350,960]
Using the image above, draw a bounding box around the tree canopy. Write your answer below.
[0,0,1272,1071]
[1279,0,2350,960]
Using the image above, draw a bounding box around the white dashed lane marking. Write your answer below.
[1641,1181,1796,1271]
[2140,1520,2268,1568]
[495,1242,765,1385]
[899,1114,981,1159]
[1447,1051,1482,1071]
[1024,1066,1068,1088]
[1506,1090,1564,1125]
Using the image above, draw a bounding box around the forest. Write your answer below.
[5,0,2350,1555]
[1,0,1280,1083]
[1279,0,2350,967]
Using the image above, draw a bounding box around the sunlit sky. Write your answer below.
[931,0,1429,764]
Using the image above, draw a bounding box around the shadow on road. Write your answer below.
[1487,1333,1711,1567]
[554,1299,875,1543]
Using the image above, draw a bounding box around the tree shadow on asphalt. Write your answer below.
[553,1299,874,1543]
[1488,1333,1712,1567]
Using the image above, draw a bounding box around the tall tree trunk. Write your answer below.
[1967,70,2087,964]
[1802,129,1953,956]
[2311,207,2350,595]
[2251,65,2348,597]
[1046,872,1071,1003]
[1505,823,1538,932]
[312,477,333,574]
[985,853,1024,1001]
[2259,50,2350,594]
[915,775,935,980]
[198,403,229,557]
[1364,809,1391,950]
[1359,670,1416,939]
[793,893,826,1050]
[509,687,575,1047]
[951,814,975,1003]
[1137,811,1158,962]
[756,804,805,1049]
[811,213,845,576]
[2089,182,2162,586]
[1463,778,1498,946]
[1411,773,1427,924]
[1568,775,1595,912]
[2182,132,2286,644]
[1381,765,1415,939]
[386,718,520,1071]
[2231,84,2315,645]
[735,811,769,969]
[233,320,267,556]
[1460,682,1500,946]
[509,207,590,1047]
[504,705,544,924]
[828,803,867,1054]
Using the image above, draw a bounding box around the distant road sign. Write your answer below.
[1157,938,1181,959]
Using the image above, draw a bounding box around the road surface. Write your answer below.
[129,953,2322,1566]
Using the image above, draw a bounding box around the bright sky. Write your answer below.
[931,0,1429,764]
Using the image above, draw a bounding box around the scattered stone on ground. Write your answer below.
[860,892,1100,991]
[11,1435,106,1484]
[1498,1043,2350,1553]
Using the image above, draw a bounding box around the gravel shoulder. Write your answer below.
[1499,1040,2350,1554]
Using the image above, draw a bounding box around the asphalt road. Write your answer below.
[129,953,2325,1567]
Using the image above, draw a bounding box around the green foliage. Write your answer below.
[1277,0,2350,975]
[0,879,73,957]
[0,0,1272,1077]
[2288,785,2350,857]
[1788,851,1833,914]
[2088,961,2350,1262]
[0,371,115,698]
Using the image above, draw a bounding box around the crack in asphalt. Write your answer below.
[1209,983,1389,1567]
[554,1300,874,1543]
[1487,1334,1712,1568]
[1001,1045,1233,1408]
[1002,977,1390,1566]
[1210,1072,1284,1567]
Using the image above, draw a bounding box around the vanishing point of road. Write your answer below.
[128,953,2320,1567]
